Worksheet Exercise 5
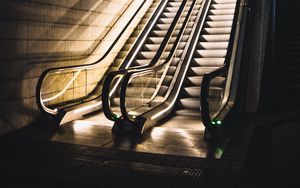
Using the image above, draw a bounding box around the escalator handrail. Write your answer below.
[200,65,226,126]
[102,0,190,77]
[145,0,211,122]
[200,0,244,127]
[36,0,162,115]
[102,0,189,121]
[119,0,199,122]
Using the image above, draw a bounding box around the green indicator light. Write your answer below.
[211,119,222,126]
[215,147,224,158]
[112,114,120,121]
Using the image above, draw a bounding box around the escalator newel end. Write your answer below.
[211,119,223,127]
[204,120,224,143]
[111,116,145,135]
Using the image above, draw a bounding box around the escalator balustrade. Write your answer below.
[104,0,240,135]
[36,0,198,126]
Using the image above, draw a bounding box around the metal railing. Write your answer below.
[200,0,247,128]
[35,0,165,117]
[118,0,205,123]
[102,0,190,122]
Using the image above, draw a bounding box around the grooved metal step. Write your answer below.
[176,109,201,116]
[180,98,200,109]
[198,42,229,49]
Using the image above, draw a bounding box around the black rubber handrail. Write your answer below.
[201,66,226,127]
[200,0,243,127]
[102,0,189,121]
[36,0,162,115]
[119,0,198,123]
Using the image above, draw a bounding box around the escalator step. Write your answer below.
[211,4,236,10]
[158,17,186,24]
[200,34,230,42]
[158,85,169,96]
[186,76,203,86]
[179,98,200,109]
[165,7,181,13]
[170,57,181,66]
[203,27,232,34]
[176,109,201,117]
[213,0,237,4]
[209,9,235,15]
[189,67,219,76]
[162,12,177,18]
[167,66,177,75]
[168,2,182,7]
[155,24,173,30]
[139,51,156,59]
[163,75,173,85]
[117,51,129,59]
[186,76,226,87]
[197,42,229,49]
[152,29,168,37]
[205,21,232,27]
[207,15,234,21]
[195,50,227,58]
[184,86,201,97]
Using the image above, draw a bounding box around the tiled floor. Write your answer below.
[3,112,300,187]
[21,112,225,158]
[0,111,250,188]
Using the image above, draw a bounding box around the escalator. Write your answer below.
[110,0,161,70]
[114,0,188,69]
[103,0,246,137]
[109,0,202,118]
[176,0,236,119]
[107,0,201,120]
[36,0,201,125]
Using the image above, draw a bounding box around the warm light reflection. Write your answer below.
[150,127,166,138]
[190,148,207,158]
[135,144,148,150]
[42,70,81,103]
[180,138,194,148]
[71,119,114,134]
[72,120,95,133]
[178,130,207,157]
[178,129,193,140]
[149,127,207,157]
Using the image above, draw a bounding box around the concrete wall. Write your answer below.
[0,0,150,135]
[243,0,272,112]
